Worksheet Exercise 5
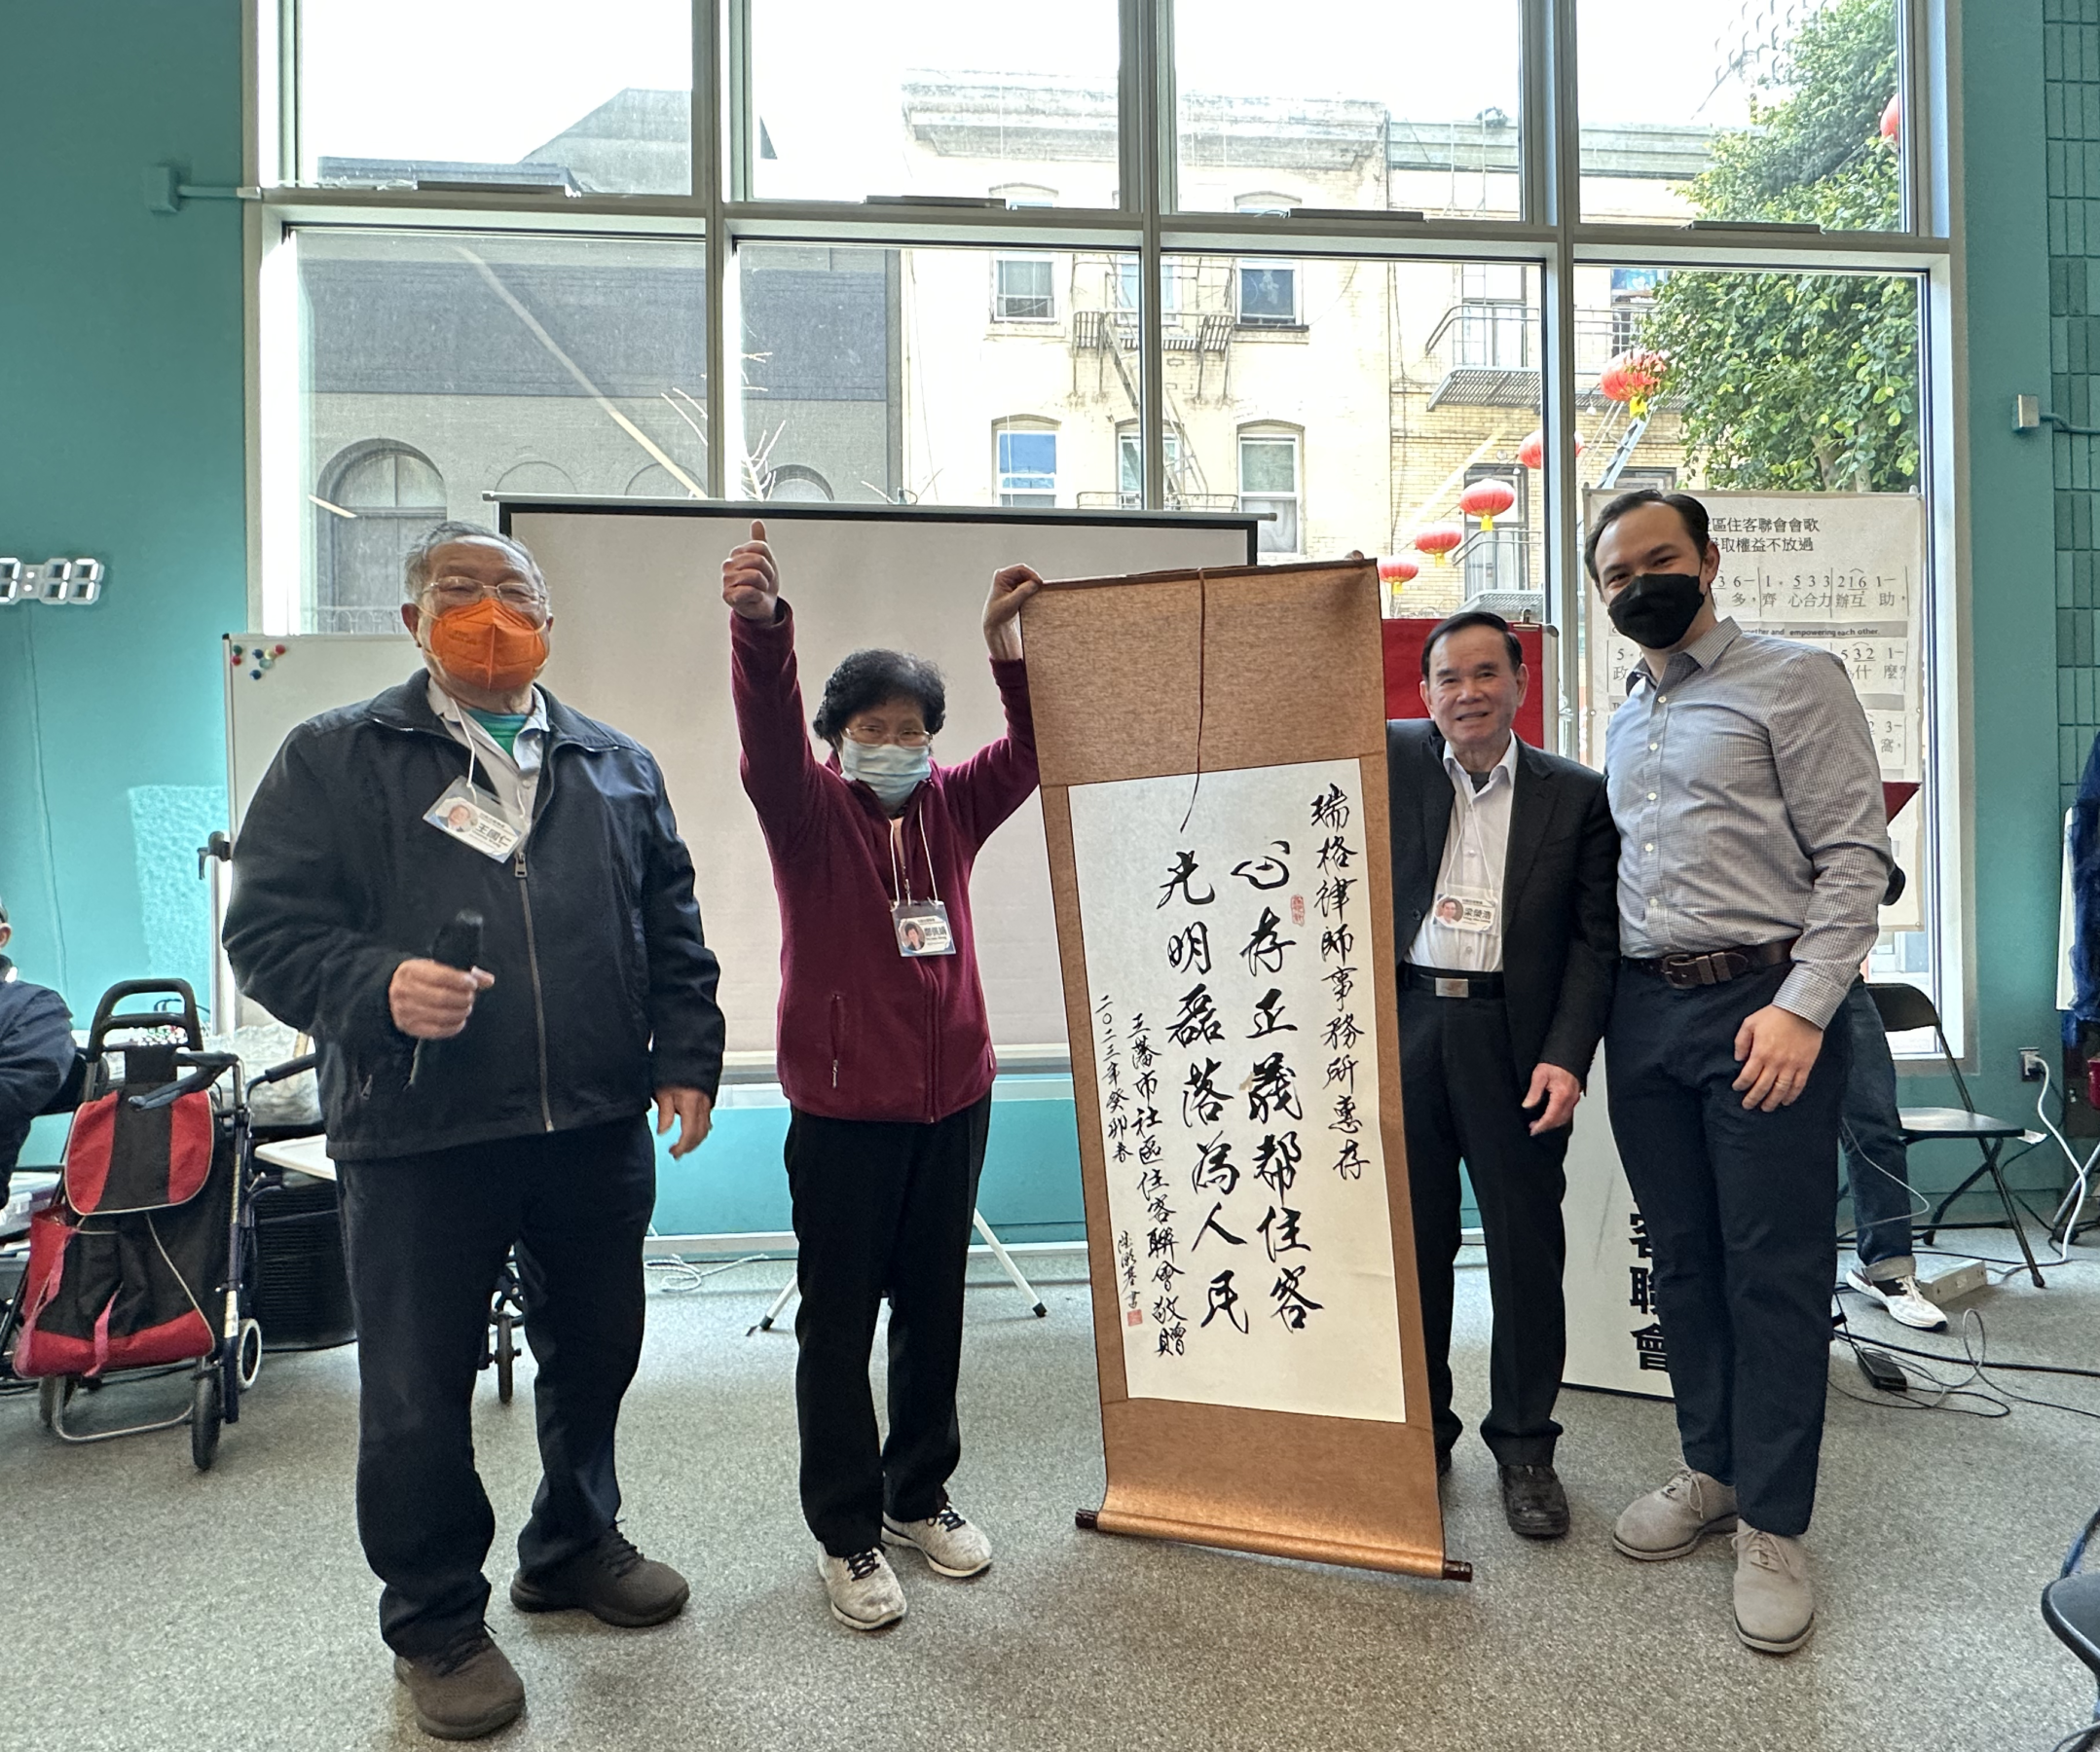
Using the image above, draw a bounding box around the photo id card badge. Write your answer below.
[424,778,523,862]
[892,899,956,958]
[1430,887,1498,933]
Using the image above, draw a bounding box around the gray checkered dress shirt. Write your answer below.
[1603,617,1891,1029]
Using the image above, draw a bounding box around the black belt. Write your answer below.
[1404,966,1505,1000]
[1623,937,1797,991]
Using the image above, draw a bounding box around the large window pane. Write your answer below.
[298,1,691,195]
[298,230,708,629]
[734,244,1133,506]
[1146,253,1539,577]
[748,1,1119,204]
[1576,0,1902,230]
[1173,2,1524,220]
[1576,265,1930,1000]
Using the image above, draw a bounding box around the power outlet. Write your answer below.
[2019,1048,2047,1082]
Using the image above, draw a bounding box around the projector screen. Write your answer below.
[498,500,1258,1062]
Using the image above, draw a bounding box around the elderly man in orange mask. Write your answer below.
[225,522,725,1740]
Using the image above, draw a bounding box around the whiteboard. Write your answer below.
[1584,491,1927,930]
[225,503,1256,1061]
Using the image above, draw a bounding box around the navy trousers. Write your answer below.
[1605,963,1849,1537]
[338,1115,656,1657]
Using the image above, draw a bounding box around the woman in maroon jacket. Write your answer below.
[721,521,1043,1633]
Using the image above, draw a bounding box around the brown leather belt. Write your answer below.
[1403,966,1505,1000]
[1623,937,1797,991]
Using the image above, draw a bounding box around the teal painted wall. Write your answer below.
[0,1,2073,1233]
[0,2,247,1012]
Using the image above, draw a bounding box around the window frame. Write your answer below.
[994,419,1060,507]
[250,0,1969,1058]
[991,253,1059,323]
[1236,426,1302,557]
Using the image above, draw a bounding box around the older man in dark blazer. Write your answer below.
[1389,610,1619,1539]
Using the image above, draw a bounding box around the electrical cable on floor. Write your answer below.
[2031,1062,2100,1259]
[1833,1304,2100,1424]
[644,1235,770,1295]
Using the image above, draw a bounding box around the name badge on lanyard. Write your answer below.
[1430,887,1498,934]
[888,814,957,958]
[424,777,523,861]
[893,899,955,958]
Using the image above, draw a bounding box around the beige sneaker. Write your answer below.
[882,1503,993,1578]
[1733,1524,1815,1654]
[1612,1466,1739,1561]
[819,1545,907,1631]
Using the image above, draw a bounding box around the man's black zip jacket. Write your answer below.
[224,673,725,1162]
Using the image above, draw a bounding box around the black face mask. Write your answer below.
[1606,571,1706,650]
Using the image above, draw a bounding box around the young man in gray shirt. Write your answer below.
[1589,490,1890,1658]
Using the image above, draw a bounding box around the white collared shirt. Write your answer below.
[1406,732,1520,974]
[428,676,550,830]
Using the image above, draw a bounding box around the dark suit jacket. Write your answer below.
[1387,720,1621,1082]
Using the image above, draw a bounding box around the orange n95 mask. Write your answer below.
[424,598,549,693]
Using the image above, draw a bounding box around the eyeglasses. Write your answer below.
[424,576,549,622]
[843,724,933,748]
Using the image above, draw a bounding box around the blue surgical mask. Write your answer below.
[839,739,931,811]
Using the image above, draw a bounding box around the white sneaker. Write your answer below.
[882,1503,993,1578]
[818,1546,906,1631]
[1846,1266,1948,1332]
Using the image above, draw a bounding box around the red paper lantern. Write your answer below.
[1879,93,1900,141]
[1599,348,1667,420]
[1415,523,1464,564]
[1458,478,1517,530]
[1377,556,1419,585]
[1516,427,1584,470]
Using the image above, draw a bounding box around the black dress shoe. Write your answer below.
[1498,1463,1569,1539]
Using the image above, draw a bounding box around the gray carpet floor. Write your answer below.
[3,1242,2097,1752]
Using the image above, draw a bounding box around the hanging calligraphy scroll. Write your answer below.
[1024,558,1463,1583]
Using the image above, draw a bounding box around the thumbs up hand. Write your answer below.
[722,518,779,621]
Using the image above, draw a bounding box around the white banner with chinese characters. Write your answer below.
[1561,1053,1674,1400]
[1583,491,1928,931]
[1067,756,1408,1426]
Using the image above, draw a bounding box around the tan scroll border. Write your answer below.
[1023,558,1465,1583]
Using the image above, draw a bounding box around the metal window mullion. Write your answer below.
[1139,0,1167,508]
[1541,0,1582,756]
[1519,0,1552,227]
[699,0,728,497]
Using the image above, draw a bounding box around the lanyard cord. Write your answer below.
[886,812,942,907]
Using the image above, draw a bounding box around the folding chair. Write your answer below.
[2044,1510,2100,1752]
[1862,982,2045,1289]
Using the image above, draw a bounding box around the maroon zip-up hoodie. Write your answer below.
[731,601,1039,1124]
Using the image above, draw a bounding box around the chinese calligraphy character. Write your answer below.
[1332,1138,1366,1180]
[1252,1130,1302,1197]
[1628,1266,1656,1314]
[1240,906,1297,976]
[1270,1265,1323,1330]
[1201,1269,1249,1333]
[1245,1052,1304,1123]
[1314,834,1354,874]
[1166,921,1213,976]
[1631,1322,1670,1373]
[1194,1201,1247,1252]
[1258,1204,1309,1261]
[1231,843,1292,891]
[1322,1012,1363,1051]
[1167,983,1225,1048]
[1158,850,1216,909]
[1181,1058,1226,1127]
[1308,784,1352,831]
[1247,988,1296,1039]
[1191,1135,1240,1196]
[1329,1095,1362,1136]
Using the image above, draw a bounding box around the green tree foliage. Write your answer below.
[1636,0,1918,493]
